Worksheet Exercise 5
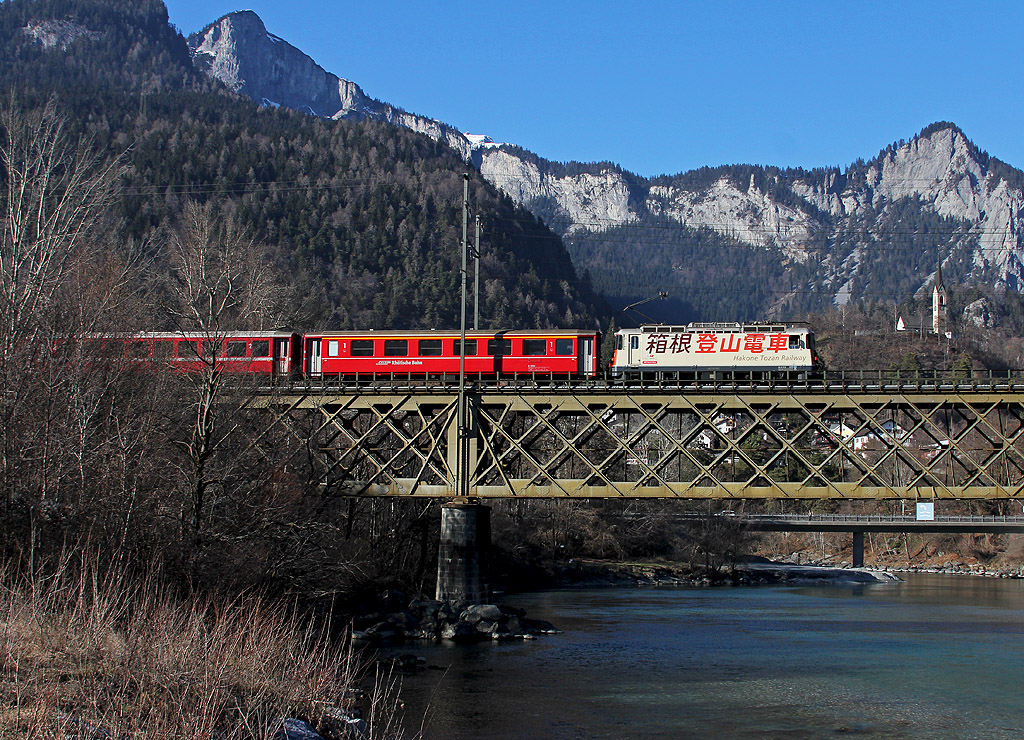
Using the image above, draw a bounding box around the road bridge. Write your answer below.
[731,513,1024,567]
[738,513,1024,533]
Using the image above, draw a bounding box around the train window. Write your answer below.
[555,338,574,356]
[630,336,639,350]
[523,339,547,356]
[418,339,443,356]
[616,335,623,350]
[226,341,247,357]
[128,341,150,358]
[789,335,802,349]
[327,340,339,357]
[350,340,374,356]
[384,340,408,356]
[83,340,105,357]
[153,341,172,358]
[252,340,270,358]
[453,339,478,356]
[487,339,512,356]
[176,341,199,358]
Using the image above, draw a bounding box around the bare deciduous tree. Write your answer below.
[0,96,125,364]
[163,200,291,583]
[167,200,284,335]
[0,97,133,555]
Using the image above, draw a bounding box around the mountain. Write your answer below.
[0,0,604,332]
[188,10,474,159]
[187,10,1024,325]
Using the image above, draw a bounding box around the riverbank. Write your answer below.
[0,559,386,740]
[538,556,899,588]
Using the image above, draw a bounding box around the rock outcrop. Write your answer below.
[351,591,559,643]
[188,11,473,159]
[22,19,101,50]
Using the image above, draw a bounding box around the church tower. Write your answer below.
[932,260,948,336]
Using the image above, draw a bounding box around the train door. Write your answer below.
[307,338,322,376]
[578,335,596,376]
[274,338,290,376]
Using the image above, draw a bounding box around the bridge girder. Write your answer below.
[245,389,1024,500]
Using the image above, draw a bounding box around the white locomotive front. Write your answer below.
[611,322,817,378]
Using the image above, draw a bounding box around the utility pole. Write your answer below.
[457,173,470,499]
[436,174,490,604]
[474,214,481,330]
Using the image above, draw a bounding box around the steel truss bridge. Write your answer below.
[246,372,1024,500]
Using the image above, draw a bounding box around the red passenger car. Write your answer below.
[302,330,600,377]
[99,332,302,377]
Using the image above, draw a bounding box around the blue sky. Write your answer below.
[165,1,1024,178]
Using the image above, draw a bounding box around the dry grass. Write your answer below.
[0,554,406,739]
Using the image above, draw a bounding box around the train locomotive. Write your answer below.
[610,322,817,379]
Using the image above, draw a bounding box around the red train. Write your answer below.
[86,329,602,378]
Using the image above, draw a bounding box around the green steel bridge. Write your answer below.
[245,370,1024,501]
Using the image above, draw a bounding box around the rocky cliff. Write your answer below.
[188,11,473,158]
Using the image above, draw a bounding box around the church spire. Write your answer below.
[932,253,948,336]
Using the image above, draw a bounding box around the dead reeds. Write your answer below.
[0,553,406,739]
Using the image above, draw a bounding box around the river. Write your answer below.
[372,574,1024,740]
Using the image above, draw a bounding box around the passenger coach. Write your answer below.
[303,330,600,377]
[91,332,303,377]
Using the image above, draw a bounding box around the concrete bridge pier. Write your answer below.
[852,530,864,568]
[436,500,491,603]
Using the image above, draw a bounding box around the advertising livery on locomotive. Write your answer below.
[610,323,817,378]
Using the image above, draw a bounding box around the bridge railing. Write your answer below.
[268,368,1024,394]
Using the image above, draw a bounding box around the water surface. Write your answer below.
[375,575,1024,739]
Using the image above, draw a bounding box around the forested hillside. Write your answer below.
[565,217,791,324]
[0,0,605,331]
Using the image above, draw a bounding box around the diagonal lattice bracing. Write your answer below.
[248,389,1024,499]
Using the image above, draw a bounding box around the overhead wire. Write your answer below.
[113,160,1022,298]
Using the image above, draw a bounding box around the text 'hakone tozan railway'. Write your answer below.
[83,323,818,379]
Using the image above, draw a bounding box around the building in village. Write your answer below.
[896,262,950,338]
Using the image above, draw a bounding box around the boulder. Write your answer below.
[361,622,399,640]
[273,718,323,740]
[384,609,419,631]
[522,618,561,634]
[460,603,501,623]
[408,599,443,618]
[441,620,483,641]
[475,619,498,635]
[502,615,523,635]
[321,706,369,740]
